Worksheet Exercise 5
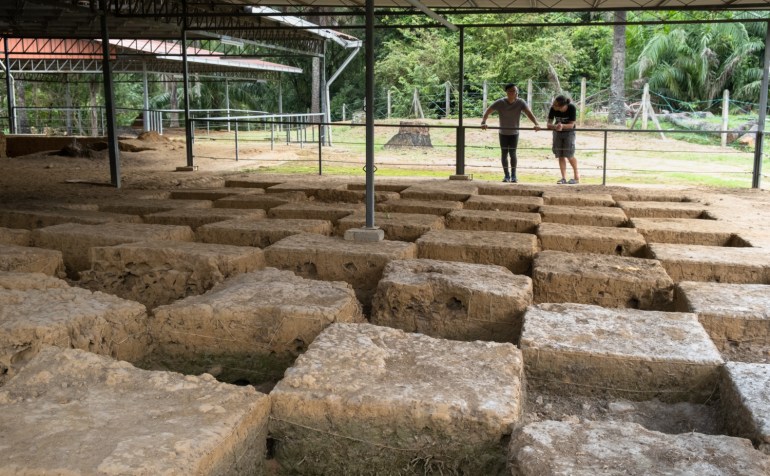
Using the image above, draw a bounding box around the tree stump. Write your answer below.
[384,121,433,148]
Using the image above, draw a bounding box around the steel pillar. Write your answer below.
[181,29,194,167]
[753,20,770,189]
[364,0,375,228]
[100,0,120,187]
[455,26,465,176]
[4,37,15,134]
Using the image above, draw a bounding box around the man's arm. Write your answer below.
[523,107,541,131]
[481,106,494,130]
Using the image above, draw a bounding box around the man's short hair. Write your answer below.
[504,83,517,92]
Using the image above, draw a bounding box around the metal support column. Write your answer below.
[455,26,466,177]
[320,41,326,147]
[181,20,194,167]
[364,0,376,228]
[142,62,149,132]
[753,21,770,189]
[100,0,120,187]
[4,37,15,134]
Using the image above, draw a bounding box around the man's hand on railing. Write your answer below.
[481,122,488,131]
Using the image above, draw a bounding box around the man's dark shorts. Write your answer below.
[552,131,576,158]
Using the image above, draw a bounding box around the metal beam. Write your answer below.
[181,29,194,168]
[100,0,120,188]
[404,0,459,31]
[456,26,465,175]
[365,0,375,228]
[753,20,770,189]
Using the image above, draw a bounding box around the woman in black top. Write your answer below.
[547,95,580,184]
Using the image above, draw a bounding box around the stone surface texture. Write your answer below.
[336,212,445,242]
[520,303,723,401]
[143,208,266,230]
[417,230,538,274]
[169,188,264,200]
[270,323,524,475]
[539,205,628,227]
[79,240,265,309]
[376,198,463,216]
[0,208,141,229]
[98,198,212,215]
[399,183,478,202]
[721,362,770,453]
[464,195,543,213]
[533,250,674,310]
[0,272,149,383]
[648,243,770,284]
[447,210,541,233]
[371,259,532,342]
[618,200,708,218]
[0,347,270,475]
[268,202,363,224]
[541,192,615,207]
[631,217,735,246]
[0,227,30,246]
[0,243,65,276]
[213,191,307,210]
[509,420,770,475]
[197,218,332,248]
[537,222,647,256]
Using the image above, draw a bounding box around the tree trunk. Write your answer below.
[89,80,99,136]
[608,11,626,126]
[169,77,179,128]
[15,80,28,133]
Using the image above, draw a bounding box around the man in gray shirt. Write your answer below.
[481,83,541,182]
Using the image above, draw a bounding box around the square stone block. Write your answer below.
[264,234,417,307]
[150,268,363,384]
[476,183,544,197]
[268,202,363,224]
[648,243,770,284]
[537,222,647,256]
[540,205,628,227]
[266,181,346,196]
[0,272,150,384]
[721,362,770,453]
[447,209,541,233]
[417,230,538,274]
[314,188,400,203]
[0,347,270,475]
[270,323,524,475]
[376,198,463,216]
[676,281,770,356]
[98,198,212,215]
[610,190,692,202]
[225,178,284,189]
[213,191,307,210]
[144,208,267,230]
[520,303,723,401]
[533,250,674,309]
[631,217,736,246]
[509,420,770,474]
[0,208,142,229]
[0,244,64,276]
[336,212,445,242]
[542,192,615,207]
[80,240,265,309]
[618,200,708,218]
[0,227,30,246]
[197,218,332,248]
[465,195,543,213]
[169,187,264,200]
[32,223,195,273]
[347,181,411,193]
[372,259,532,342]
[400,182,478,202]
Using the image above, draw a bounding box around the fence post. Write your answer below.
[342,104,346,122]
[445,81,451,118]
[482,80,488,112]
[387,90,391,119]
[318,123,323,175]
[579,77,586,126]
[234,119,239,161]
[721,89,730,147]
[527,79,533,110]
[641,84,649,131]
[602,130,608,186]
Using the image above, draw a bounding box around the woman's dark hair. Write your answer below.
[504,83,517,92]
[554,95,571,106]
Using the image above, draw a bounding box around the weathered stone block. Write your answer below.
[32,222,195,273]
[80,240,265,309]
[509,420,770,474]
[447,210,541,233]
[376,198,463,216]
[268,202,363,224]
[0,272,149,383]
[618,200,708,218]
[149,268,363,385]
[371,259,532,342]
[224,178,284,189]
[347,181,411,193]
[417,230,538,274]
[0,227,30,246]
[532,250,674,309]
[542,192,615,207]
[631,217,736,246]
[676,281,770,355]
[264,234,416,307]
[399,182,478,202]
[169,187,264,200]
[0,244,64,276]
[198,218,332,248]
[0,208,141,229]
[476,183,544,197]
[520,303,723,401]
[98,198,212,215]
[266,181,347,196]
[0,347,270,475]
[464,195,543,213]
[336,212,445,242]
[314,188,399,203]
[144,208,266,230]
[539,205,628,227]
[721,362,770,454]
[213,191,307,210]
[610,190,692,202]
[648,243,770,284]
[270,323,524,475]
[537,222,646,256]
